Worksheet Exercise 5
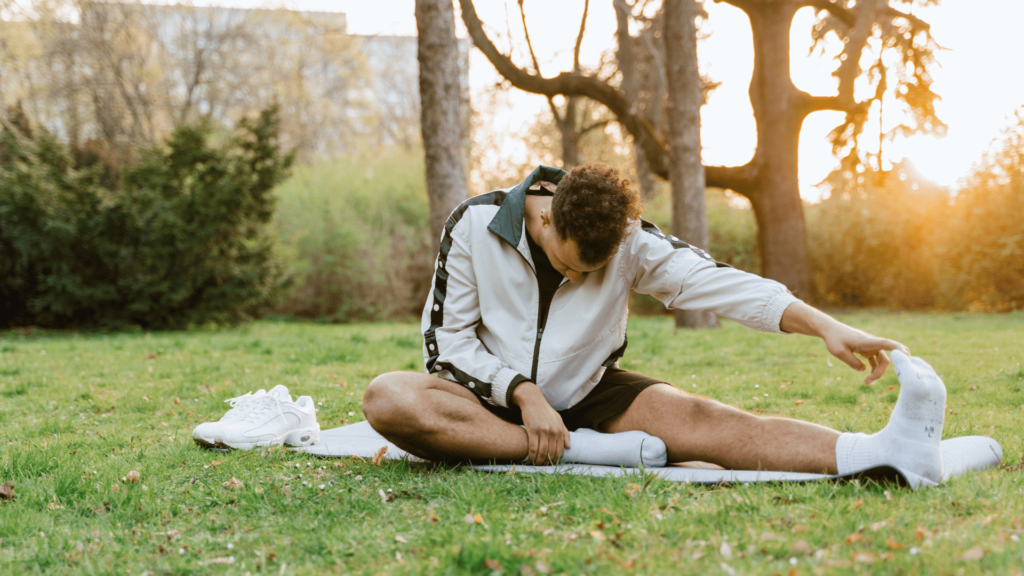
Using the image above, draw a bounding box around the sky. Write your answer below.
[199,0,1023,198]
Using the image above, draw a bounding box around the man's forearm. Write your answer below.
[779,301,840,338]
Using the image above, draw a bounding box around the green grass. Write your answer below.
[1,312,1023,575]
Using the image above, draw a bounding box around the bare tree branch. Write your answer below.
[579,118,610,136]
[460,0,669,178]
[573,0,589,73]
[802,0,855,27]
[516,0,564,124]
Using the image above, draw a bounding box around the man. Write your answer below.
[362,164,945,487]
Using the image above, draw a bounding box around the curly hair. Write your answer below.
[551,163,642,266]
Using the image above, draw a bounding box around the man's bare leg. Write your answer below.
[362,372,529,462]
[601,384,840,474]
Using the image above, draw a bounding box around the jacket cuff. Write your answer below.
[491,368,531,408]
[762,291,801,334]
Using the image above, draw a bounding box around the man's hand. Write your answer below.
[512,382,570,465]
[781,302,910,385]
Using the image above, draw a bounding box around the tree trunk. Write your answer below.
[664,0,719,330]
[416,0,469,238]
[558,97,582,168]
[744,1,812,298]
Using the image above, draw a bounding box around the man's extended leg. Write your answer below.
[601,351,946,480]
[362,372,529,462]
[601,385,841,473]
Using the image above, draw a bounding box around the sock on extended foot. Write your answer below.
[834,351,946,487]
[526,428,667,468]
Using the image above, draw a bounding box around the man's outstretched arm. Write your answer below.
[780,301,911,385]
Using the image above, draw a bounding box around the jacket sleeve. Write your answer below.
[622,223,800,333]
[422,220,531,408]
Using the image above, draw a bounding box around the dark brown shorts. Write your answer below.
[478,368,665,431]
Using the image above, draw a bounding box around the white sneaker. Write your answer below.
[219,386,320,450]
[193,387,272,449]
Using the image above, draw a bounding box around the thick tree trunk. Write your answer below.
[744,1,812,298]
[664,0,719,330]
[416,0,469,238]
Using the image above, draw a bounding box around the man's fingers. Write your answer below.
[834,347,866,371]
[855,338,910,357]
[864,351,889,385]
[563,425,572,450]
[527,429,539,464]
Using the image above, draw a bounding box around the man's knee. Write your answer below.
[363,372,426,436]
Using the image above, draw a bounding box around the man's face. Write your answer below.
[541,232,609,283]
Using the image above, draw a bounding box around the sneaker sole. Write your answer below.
[217,425,321,451]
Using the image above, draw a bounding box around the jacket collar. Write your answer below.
[487,165,567,248]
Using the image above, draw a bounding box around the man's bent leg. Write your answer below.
[600,385,840,474]
[362,372,529,462]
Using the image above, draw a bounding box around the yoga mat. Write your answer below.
[298,421,1003,489]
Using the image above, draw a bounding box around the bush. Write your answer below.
[0,107,293,329]
[807,110,1024,312]
[271,149,433,322]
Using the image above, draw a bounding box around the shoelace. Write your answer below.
[220,392,260,422]
[235,395,288,426]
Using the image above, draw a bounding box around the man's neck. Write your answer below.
[524,194,552,246]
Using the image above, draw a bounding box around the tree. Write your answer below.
[416,0,470,237]
[664,0,719,329]
[460,0,943,299]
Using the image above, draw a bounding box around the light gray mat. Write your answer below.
[298,421,1003,489]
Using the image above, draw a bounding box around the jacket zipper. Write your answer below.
[530,278,566,383]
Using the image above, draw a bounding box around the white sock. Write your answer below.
[834,351,946,486]
[560,428,667,468]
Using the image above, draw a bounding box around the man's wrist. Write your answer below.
[511,381,544,407]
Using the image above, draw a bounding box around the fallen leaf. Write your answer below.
[788,569,798,576]
[791,524,809,534]
[110,484,119,493]
[888,385,897,390]
[209,461,223,468]
[870,521,887,532]
[956,547,984,561]
[485,558,503,571]
[199,557,235,566]
[174,398,180,405]
[884,490,892,501]
[852,552,876,564]
[372,446,387,466]
[886,538,904,550]
[520,565,535,576]
[719,541,733,560]
[147,353,156,360]
[47,497,64,510]
[791,540,812,555]
[853,498,864,509]
[760,532,778,541]
[378,489,387,502]
[395,535,407,543]
[474,513,483,524]
[845,533,864,545]
[125,470,140,483]
[915,526,932,541]
[222,477,244,489]
[463,514,476,524]
[424,509,441,523]
[794,400,804,405]
[0,482,14,501]
[589,530,606,541]
[982,514,997,527]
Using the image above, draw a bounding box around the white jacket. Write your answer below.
[421,166,800,410]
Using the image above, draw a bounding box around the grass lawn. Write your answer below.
[2,311,1023,575]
